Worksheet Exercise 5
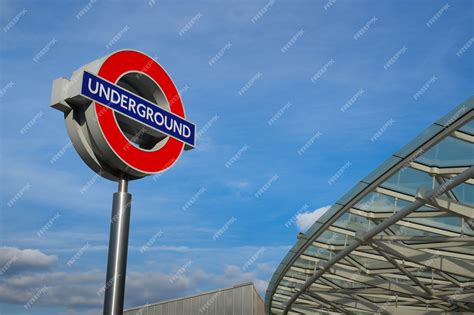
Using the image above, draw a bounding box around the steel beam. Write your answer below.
[417,195,474,220]
[374,241,474,278]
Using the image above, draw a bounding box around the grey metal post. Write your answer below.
[103,178,131,315]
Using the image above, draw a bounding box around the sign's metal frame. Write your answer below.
[51,49,194,180]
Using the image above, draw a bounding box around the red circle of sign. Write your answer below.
[95,50,184,174]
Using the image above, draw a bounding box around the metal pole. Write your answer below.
[103,178,131,315]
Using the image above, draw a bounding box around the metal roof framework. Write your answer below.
[266,97,474,314]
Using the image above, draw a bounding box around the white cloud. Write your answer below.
[0,247,57,275]
[296,206,331,232]
[0,269,194,307]
[257,262,276,273]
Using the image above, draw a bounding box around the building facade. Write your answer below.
[266,97,474,314]
[124,282,264,315]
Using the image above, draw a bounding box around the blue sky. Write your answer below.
[0,0,472,314]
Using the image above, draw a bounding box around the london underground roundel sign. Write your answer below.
[51,50,195,181]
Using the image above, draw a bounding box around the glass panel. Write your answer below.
[382,167,437,196]
[333,212,370,231]
[415,204,439,212]
[286,269,307,281]
[293,257,315,270]
[316,230,347,245]
[453,274,474,282]
[405,216,462,234]
[416,136,474,167]
[277,282,293,291]
[411,270,445,280]
[347,253,393,269]
[368,295,396,303]
[354,191,412,213]
[305,244,332,261]
[458,119,474,135]
[389,223,443,237]
[382,274,416,286]
[451,182,474,206]
[322,275,366,289]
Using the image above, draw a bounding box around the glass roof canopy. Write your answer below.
[266,97,474,314]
